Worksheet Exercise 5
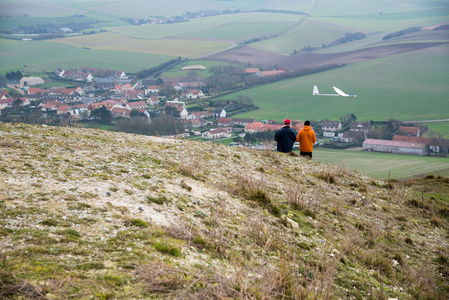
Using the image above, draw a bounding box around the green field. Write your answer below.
[313,148,449,180]
[50,32,231,58]
[160,60,240,79]
[106,13,303,42]
[0,38,175,73]
[422,122,449,139]
[225,43,449,122]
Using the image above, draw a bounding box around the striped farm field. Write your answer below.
[313,148,449,180]
[49,32,231,58]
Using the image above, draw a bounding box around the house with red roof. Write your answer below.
[111,107,132,118]
[147,96,160,106]
[258,70,285,76]
[27,88,44,95]
[126,101,147,110]
[245,122,283,133]
[217,118,231,127]
[398,126,420,137]
[0,98,14,110]
[41,101,63,112]
[0,90,10,99]
[183,118,207,128]
[57,105,72,115]
[182,89,204,99]
[163,101,188,118]
[88,102,113,112]
[145,85,161,95]
[244,68,260,74]
[18,97,30,106]
[112,83,133,93]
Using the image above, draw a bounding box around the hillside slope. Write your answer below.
[1,123,448,299]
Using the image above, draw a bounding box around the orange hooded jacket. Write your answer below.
[296,126,316,152]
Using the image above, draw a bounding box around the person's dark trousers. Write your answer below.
[300,152,312,159]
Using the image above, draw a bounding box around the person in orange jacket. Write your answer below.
[296,120,316,159]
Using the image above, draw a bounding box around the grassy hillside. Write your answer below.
[225,43,449,122]
[1,122,448,299]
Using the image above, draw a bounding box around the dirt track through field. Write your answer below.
[204,42,448,71]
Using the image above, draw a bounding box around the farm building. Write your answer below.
[398,126,420,137]
[181,65,206,71]
[393,135,449,154]
[20,77,44,86]
[362,139,430,156]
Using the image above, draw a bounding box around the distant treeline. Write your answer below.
[326,32,366,47]
[383,27,421,40]
[2,21,99,34]
[255,9,308,15]
[244,64,344,87]
[292,32,366,54]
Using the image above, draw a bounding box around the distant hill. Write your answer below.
[1,122,448,299]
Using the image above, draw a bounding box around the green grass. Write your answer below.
[251,18,364,55]
[313,148,449,180]
[225,43,449,122]
[105,12,303,42]
[0,38,175,73]
[422,122,449,139]
[160,60,241,78]
[50,32,231,58]
[311,1,449,18]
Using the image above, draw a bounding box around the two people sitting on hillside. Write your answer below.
[274,119,316,159]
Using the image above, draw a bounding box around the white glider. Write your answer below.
[313,85,357,97]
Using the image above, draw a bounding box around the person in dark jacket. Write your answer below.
[274,119,297,153]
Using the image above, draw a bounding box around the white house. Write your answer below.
[147,96,160,106]
[321,120,341,132]
[213,108,226,119]
[202,128,231,140]
[184,89,204,99]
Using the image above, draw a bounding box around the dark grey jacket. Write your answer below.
[274,126,296,153]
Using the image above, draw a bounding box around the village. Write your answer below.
[1,65,448,156]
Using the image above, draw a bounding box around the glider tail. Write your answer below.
[313,85,319,95]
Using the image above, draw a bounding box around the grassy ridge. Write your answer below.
[314,148,449,180]
[226,43,449,122]
[1,122,448,299]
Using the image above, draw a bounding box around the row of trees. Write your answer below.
[5,71,23,81]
